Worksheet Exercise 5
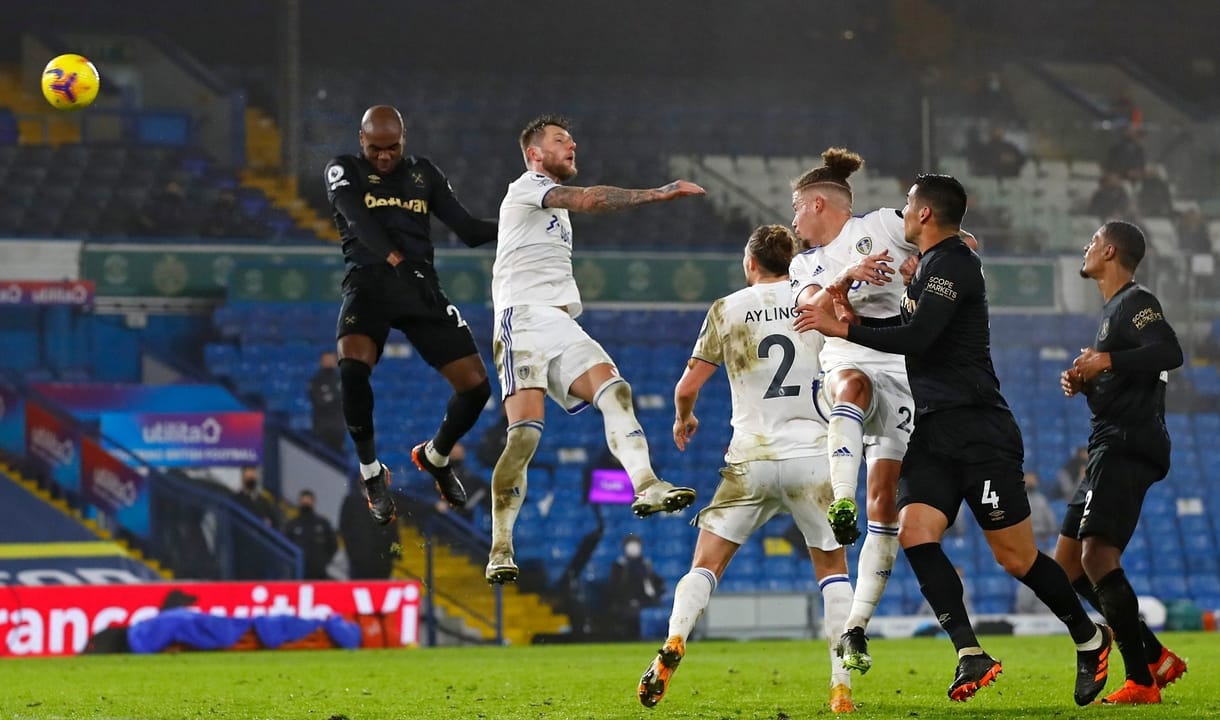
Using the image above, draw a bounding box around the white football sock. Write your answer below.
[424,440,449,467]
[489,420,542,557]
[359,461,382,479]
[820,572,854,687]
[846,522,899,631]
[667,567,717,641]
[593,378,658,490]
[827,402,865,501]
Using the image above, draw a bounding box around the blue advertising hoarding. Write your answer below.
[0,382,24,453]
[99,411,263,467]
[81,436,151,539]
[32,383,245,421]
[24,402,81,493]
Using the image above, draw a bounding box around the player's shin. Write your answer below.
[489,420,543,556]
[431,378,492,458]
[820,573,854,686]
[846,523,898,630]
[1019,552,1097,645]
[827,402,865,500]
[593,378,657,488]
[905,542,981,652]
[338,358,378,468]
[1074,574,1164,661]
[667,567,717,641]
[1096,569,1155,686]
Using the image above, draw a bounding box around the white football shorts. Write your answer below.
[694,456,838,552]
[493,304,613,414]
[816,362,913,462]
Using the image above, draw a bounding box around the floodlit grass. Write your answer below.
[2,632,1215,719]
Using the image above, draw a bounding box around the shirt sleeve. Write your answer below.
[878,207,905,245]
[879,208,919,264]
[424,158,498,247]
[325,157,401,261]
[845,249,975,356]
[788,248,829,299]
[1109,292,1184,374]
[691,300,725,366]
[509,172,560,209]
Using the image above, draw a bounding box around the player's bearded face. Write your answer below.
[539,128,578,181]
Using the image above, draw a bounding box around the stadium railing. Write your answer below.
[12,374,303,581]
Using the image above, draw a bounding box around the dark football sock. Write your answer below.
[432,378,491,456]
[1019,552,1095,644]
[338,358,376,464]
[1073,574,1162,661]
[904,543,979,652]
[1095,569,1155,686]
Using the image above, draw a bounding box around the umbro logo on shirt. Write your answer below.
[831,446,853,458]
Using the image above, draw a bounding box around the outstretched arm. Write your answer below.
[429,161,498,247]
[543,180,705,214]
[433,195,498,247]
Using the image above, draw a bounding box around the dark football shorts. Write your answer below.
[1060,424,1168,550]
[897,407,1030,531]
[336,264,478,369]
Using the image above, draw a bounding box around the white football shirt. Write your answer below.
[493,171,582,317]
[691,279,827,463]
[789,208,914,371]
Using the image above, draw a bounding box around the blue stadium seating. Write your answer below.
[0,144,323,242]
[1129,574,1154,597]
[1152,576,1190,601]
[204,304,1220,610]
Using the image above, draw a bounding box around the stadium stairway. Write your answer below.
[0,65,81,145]
[240,107,338,241]
[0,460,169,581]
[393,524,569,646]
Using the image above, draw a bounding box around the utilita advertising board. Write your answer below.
[0,381,24,453]
[0,280,95,306]
[0,580,421,657]
[80,437,150,539]
[24,402,80,493]
[99,411,263,467]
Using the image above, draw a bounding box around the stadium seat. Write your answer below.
[976,575,1015,602]
[1151,576,1189,601]
[1180,576,1220,597]
[1128,573,1153,597]
[974,597,1013,614]
[875,593,906,617]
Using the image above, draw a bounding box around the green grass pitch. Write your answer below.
[2,632,1215,719]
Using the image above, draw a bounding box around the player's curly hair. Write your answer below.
[747,224,797,276]
[792,147,864,200]
[519,114,572,154]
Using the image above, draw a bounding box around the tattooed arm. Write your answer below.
[542,179,704,214]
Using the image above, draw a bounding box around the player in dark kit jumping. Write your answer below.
[326,105,496,525]
[796,174,1112,706]
[1056,221,1185,705]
